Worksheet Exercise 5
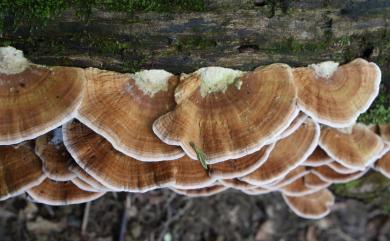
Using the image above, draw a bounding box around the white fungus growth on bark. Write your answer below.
[132,70,173,96]
[0,46,29,75]
[309,61,339,79]
[196,67,244,97]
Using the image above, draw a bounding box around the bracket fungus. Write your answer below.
[0,54,387,220]
[281,176,327,197]
[76,68,183,162]
[27,178,104,205]
[293,59,381,127]
[374,150,390,178]
[0,47,85,145]
[241,186,272,195]
[173,184,228,197]
[320,124,384,170]
[63,121,274,192]
[275,112,308,140]
[153,64,298,164]
[282,189,335,219]
[71,177,102,192]
[263,166,310,190]
[35,128,76,181]
[219,178,255,190]
[302,146,333,167]
[327,161,358,174]
[69,164,112,192]
[304,172,331,189]
[0,145,46,201]
[242,118,319,185]
[311,165,367,184]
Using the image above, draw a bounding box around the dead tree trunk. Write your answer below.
[1,0,390,83]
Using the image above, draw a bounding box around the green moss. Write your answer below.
[331,173,390,205]
[264,37,330,55]
[176,36,217,51]
[332,179,364,194]
[93,0,206,12]
[0,0,206,33]
[68,33,133,55]
[263,0,290,18]
[338,35,352,48]
[0,0,67,32]
[359,86,390,125]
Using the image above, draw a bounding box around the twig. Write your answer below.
[81,202,91,235]
[118,193,131,241]
[158,199,193,241]
[43,204,55,217]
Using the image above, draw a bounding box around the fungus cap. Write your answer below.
[282,189,335,219]
[35,128,76,181]
[320,124,384,170]
[293,58,381,127]
[27,178,104,205]
[242,118,319,185]
[327,161,358,174]
[0,47,85,144]
[153,64,298,164]
[76,68,183,162]
[304,172,331,189]
[275,112,308,140]
[219,178,255,190]
[302,147,333,167]
[63,121,274,192]
[69,163,112,192]
[281,175,327,197]
[173,184,228,197]
[0,145,46,200]
[242,186,272,195]
[264,166,310,190]
[377,143,390,161]
[374,150,390,179]
[72,178,101,192]
[379,124,390,143]
[312,165,367,183]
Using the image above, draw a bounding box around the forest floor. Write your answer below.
[1,187,390,241]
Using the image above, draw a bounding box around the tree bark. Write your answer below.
[1,0,390,85]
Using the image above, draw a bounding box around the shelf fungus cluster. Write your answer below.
[0,46,389,219]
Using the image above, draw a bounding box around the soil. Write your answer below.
[1,189,390,241]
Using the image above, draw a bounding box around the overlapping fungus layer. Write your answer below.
[0,46,388,219]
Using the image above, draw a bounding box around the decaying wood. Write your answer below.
[1,0,389,86]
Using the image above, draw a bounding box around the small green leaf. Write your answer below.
[189,142,208,170]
